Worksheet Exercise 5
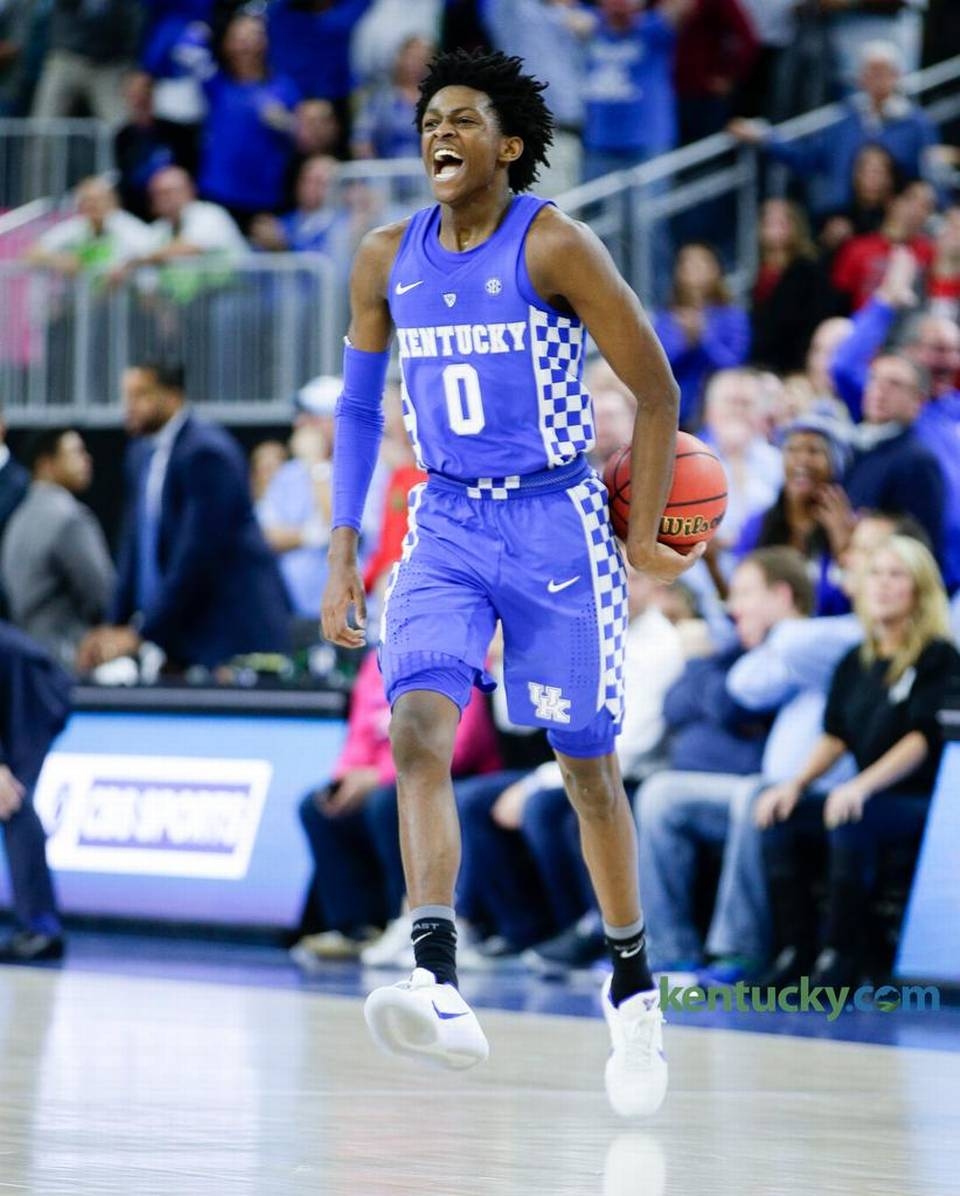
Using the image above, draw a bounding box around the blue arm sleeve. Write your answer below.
[830,297,897,421]
[331,342,389,533]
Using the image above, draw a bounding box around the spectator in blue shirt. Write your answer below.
[249,155,347,255]
[729,40,938,220]
[268,0,372,152]
[638,546,841,977]
[481,0,590,195]
[257,376,338,620]
[653,242,751,428]
[139,1,213,175]
[580,0,693,181]
[650,511,925,983]
[194,14,301,228]
[351,34,432,162]
[830,250,960,593]
[843,353,946,560]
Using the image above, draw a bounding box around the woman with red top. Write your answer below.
[832,180,937,313]
[928,203,960,322]
[750,199,836,375]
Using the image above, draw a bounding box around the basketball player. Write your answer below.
[322,49,703,1117]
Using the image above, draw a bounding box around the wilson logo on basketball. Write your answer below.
[658,513,724,537]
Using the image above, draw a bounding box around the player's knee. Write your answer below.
[389,697,457,778]
[560,756,621,820]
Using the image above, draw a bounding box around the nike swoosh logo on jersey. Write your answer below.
[432,1001,468,1021]
[617,943,644,958]
[547,576,581,593]
[395,280,424,295]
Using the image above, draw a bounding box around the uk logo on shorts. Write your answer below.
[528,682,572,724]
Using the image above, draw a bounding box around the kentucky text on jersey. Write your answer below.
[396,322,528,358]
[388,194,596,480]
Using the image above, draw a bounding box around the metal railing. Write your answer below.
[0,118,113,211]
[1,55,959,421]
[0,254,342,425]
[553,53,960,305]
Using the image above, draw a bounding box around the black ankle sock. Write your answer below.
[606,925,655,1006]
[411,913,458,987]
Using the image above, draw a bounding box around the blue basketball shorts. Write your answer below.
[378,455,628,758]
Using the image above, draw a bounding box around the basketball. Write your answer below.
[602,431,728,550]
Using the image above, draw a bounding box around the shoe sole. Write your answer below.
[605,1056,669,1118]
[363,990,489,1071]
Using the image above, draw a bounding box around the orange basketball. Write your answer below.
[601,431,728,551]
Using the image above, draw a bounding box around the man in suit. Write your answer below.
[0,621,72,963]
[77,361,291,674]
[1,427,115,672]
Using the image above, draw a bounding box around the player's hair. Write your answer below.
[742,546,816,617]
[22,426,73,474]
[135,360,186,394]
[415,49,554,193]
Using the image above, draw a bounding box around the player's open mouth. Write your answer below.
[433,148,464,181]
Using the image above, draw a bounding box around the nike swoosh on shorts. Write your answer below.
[547,576,581,593]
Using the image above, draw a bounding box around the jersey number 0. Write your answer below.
[442,364,485,435]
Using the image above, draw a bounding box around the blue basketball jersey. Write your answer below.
[388,194,595,480]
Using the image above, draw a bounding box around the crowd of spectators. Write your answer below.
[3,2,955,274]
[1,1,959,977]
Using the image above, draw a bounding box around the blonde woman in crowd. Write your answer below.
[754,536,960,987]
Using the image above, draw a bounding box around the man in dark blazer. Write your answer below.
[0,621,72,963]
[77,361,291,673]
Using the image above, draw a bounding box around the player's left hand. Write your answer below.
[823,780,870,829]
[321,559,367,649]
[626,538,706,583]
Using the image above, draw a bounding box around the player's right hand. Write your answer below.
[321,561,367,649]
[626,539,706,583]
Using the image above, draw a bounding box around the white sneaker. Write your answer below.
[601,976,668,1117]
[364,967,490,1070]
[360,914,414,968]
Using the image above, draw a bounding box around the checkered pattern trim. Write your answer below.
[466,475,522,499]
[567,476,627,723]
[379,481,426,644]
[529,306,594,467]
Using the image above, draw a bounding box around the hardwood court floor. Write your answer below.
[0,965,958,1196]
